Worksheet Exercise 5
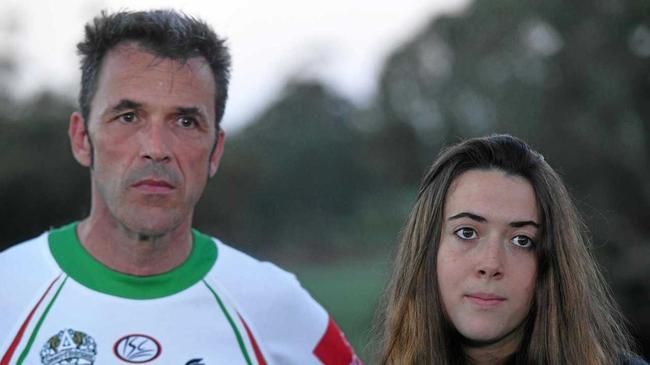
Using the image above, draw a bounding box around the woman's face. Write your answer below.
[437,169,538,352]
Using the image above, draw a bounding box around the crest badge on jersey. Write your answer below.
[40,328,97,365]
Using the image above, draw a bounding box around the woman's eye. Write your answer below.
[454,227,477,240]
[511,235,534,248]
[119,112,137,123]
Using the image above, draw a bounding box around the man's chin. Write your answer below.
[119,212,184,240]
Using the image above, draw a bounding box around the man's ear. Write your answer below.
[69,111,93,167]
[209,128,225,177]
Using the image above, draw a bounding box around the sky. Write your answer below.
[1,0,470,131]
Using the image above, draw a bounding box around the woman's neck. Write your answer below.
[463,325,524,365]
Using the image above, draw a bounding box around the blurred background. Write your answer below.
[1,0,648,362]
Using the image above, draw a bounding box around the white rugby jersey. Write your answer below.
[0,223,361,365]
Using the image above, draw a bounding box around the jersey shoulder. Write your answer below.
[0,231,58,278]
[210,238,326,324]
[207,238,362,365]
[211,239,304,294]
[0,231,62,348]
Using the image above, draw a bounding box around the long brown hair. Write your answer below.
[378,134,634,364]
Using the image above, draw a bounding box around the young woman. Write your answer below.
[378,135,647,364]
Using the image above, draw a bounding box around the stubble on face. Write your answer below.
[85,43,219,239]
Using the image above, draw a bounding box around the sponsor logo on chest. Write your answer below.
[113,334,162,363]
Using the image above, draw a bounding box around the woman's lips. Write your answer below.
[465,293,506,307]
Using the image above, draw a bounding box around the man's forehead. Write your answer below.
[95,42,216,97]
[103,42,210,72]
[88,42,217,122]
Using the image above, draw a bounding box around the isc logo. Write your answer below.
[113,334,162,363]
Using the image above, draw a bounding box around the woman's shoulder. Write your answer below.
[619,353,649,365]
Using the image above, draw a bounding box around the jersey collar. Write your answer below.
[48,222,218,299]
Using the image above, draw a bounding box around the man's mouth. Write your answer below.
[132,179,175,193]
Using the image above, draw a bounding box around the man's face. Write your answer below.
[70,43,224,236]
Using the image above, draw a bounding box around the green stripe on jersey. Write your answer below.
[203,280,254,365]
[17,276,68,365]
[48,223,218,299]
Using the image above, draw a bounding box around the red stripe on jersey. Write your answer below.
[313,317,363,365]
[238,314,268,365]
[1,274,62,365]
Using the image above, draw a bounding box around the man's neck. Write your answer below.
[76,216,193,276]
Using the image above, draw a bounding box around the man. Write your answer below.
[0,9,360,365]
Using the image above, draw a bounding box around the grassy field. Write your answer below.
[289,253,391,362]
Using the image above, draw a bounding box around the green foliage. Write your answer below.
[196,81,409,258]
[0,94,87,249]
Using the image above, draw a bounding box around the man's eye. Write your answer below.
[178,116,197,128]
[511,235,534,248]
[454,227,477,240]
[119,112,137,123]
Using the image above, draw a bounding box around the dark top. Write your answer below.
[620,353,649,365]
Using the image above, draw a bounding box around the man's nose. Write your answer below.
[140,120,172,163]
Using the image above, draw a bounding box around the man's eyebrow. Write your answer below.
[105,99,142,116]
[176,106,203,116]
[448,212,487,222]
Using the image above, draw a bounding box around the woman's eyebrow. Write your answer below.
[448,212,539,228]
[448,212,486,222]
[510,220,539,228]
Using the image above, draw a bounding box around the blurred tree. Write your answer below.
[0,8,20,117]
[196,81,381,259]
[0,92,86,251]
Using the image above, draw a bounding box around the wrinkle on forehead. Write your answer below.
[106,42,211,86]
[89,42,217,125]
